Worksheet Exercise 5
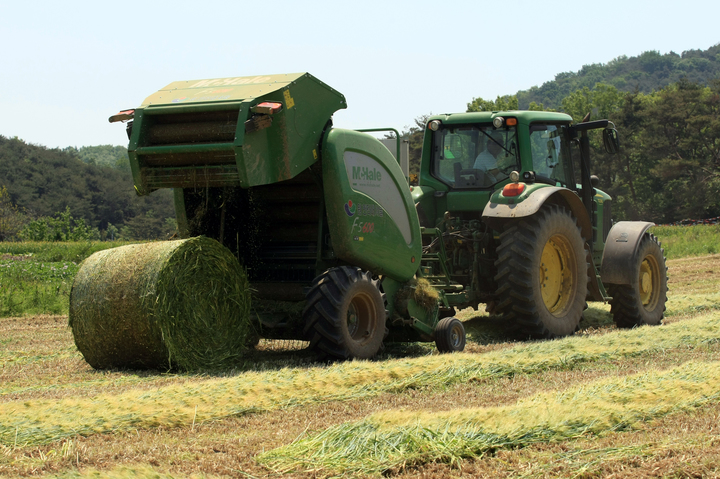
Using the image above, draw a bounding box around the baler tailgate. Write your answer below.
[124,73,346,194]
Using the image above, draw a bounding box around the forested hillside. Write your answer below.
[0,136,174,240]
[512,44,720,109]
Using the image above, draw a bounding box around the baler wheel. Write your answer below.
[303,266,386,360]
[434,317,466,353]
[609,234,668,328]
[494,204,587,338]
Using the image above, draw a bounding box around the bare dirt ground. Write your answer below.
[1,255,719,478]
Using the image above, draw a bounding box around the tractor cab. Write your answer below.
[421,111,582,196]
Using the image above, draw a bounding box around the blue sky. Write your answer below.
[1,0,718,148]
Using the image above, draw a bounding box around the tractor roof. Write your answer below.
[429,110,573,125]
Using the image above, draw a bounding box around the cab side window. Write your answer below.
[529,124,572,186]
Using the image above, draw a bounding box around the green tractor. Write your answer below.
[110,72,668,360]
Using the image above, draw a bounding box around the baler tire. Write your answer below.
[493,204,587,339]
[303,266,386,360]
[435,317,466,353]
[609,234,668,328]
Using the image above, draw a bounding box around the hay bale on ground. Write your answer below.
[69,237,252,371]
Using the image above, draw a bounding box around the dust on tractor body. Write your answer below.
[110,72,668,361]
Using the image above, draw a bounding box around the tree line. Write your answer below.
[0,136,175,241]
[514,44,720,110]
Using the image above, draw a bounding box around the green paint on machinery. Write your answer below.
[105,72,668,362]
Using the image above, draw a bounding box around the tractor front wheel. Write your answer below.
[609,234,668,328]
[494,204,588,338]
[303,266,386,360]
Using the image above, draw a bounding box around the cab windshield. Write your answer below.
[432,125,519,188]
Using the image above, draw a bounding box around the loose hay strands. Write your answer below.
[69,237,252,371]
[1,311,719,447]
[261,360,720,475]
[394,278,439,312]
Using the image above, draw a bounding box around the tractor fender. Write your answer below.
[482,186,592,241]
[600,221,654,285]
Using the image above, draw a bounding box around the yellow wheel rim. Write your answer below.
[639,254,660,310]
[540,235,576,315]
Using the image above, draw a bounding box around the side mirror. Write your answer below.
[603,128,620,154]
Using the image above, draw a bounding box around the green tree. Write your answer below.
[20,206,100,241]
[120,210,177,240]
[640,79,720,221]
[396,114,430,184]
[106,222,119,241]
[0,186,25,241]
[76,145,131,170]
[467,94,520,112]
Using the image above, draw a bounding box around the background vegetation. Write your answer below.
[0,241,126,317]
[515,45,720,110]
[0,137,175,241]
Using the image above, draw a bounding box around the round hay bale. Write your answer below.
[69,237,252,371]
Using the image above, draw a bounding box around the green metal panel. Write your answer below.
[445,190,494,212]
[411,185,438,227]
[593,187,613,259]
[127,73,347,194]
[322,129,422,281]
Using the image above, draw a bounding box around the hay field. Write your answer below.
[1,252,719,477]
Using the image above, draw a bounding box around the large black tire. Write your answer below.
[494,204,587,338]
[303,266,386,360]
[609,234,668,328]
[435,317,466,352]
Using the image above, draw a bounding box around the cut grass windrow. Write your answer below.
[1,311,719,447]
[260,360,720,476]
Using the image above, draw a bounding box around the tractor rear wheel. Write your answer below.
[303,266,386,360]
[609,234,668,328]
[494,204,587,338]
[435,317,466,352]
